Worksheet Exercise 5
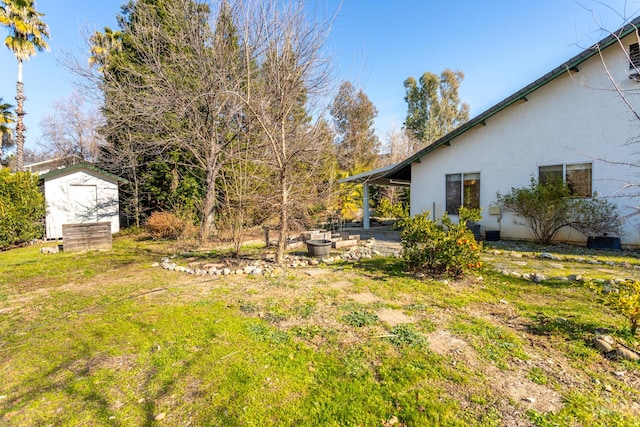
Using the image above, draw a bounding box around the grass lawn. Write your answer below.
[1,236,639,426]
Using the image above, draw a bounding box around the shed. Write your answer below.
[39,164,127,240]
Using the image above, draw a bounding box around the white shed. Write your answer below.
[39,164,127,240]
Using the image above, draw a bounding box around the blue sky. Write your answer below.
[0,0,638,154]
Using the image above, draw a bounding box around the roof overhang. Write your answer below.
[338,163,410,187]
[38,163,129,184]
[382,16,640,179]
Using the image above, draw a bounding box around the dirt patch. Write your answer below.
[327,280,352,290]
[377,309,413,326]
[428,328,563,420]
[348,292,381,304]
[427,330,469,355]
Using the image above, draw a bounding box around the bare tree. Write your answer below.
[38,91,104,161]
[234,0,336,263]
[95,0,248,240]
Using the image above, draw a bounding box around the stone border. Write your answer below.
[154,239,401,277]
[490,249,640,285]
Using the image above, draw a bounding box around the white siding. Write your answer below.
[44,169,120,239]
[410,34,640,246]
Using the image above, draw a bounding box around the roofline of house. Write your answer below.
[384,16,640,180]
[38,163,129,184]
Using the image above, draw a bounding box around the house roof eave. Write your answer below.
[38,163,129,184]
[383,16,640,180]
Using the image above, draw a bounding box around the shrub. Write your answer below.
[496,178,620,244]
[398,206,482,278]
[590,280,640,335]
[375,197,408,219]
[342,309,379,327]
[387,324,428,347]
[0,169,45,250]
[145,211,197,240]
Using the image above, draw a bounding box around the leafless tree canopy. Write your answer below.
[38,91,104,161]
[80,0,337,259]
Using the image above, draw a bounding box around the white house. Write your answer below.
[39,163,126,240]
[348,17,640,247]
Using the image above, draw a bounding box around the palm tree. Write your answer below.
[0,98,14,164]
[88,26,122,72]
[0,0,49,171]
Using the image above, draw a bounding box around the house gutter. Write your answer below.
[384,18,640,179]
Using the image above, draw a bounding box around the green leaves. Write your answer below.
[0,169,45,249]
[398,207,483,278]
[496,178,620,244]
[403,69,469,145]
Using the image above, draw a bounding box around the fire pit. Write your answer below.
[306,239,332,258]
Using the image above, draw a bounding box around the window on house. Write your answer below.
[630,43,640,70]
[566,163,592,197]
[446,172,480,214]
[539,164,563,185]
[538,163,592,197]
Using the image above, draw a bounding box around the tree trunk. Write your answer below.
[15,79,26,172]
[276,172,288,264]
[201,163,218,242]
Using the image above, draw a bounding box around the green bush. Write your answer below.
[590,280,640,335]
[0,169,45,249]
[496,178,620,244]
[398,206,482,278]
[375,197,408,219]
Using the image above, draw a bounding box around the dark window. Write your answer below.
[446,174,462,214]
[630,43,640,70]
[446,172,480,214]
[539,164,563,185]
[538,163,592,198]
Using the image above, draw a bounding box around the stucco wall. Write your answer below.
[44,169,120,239]
[410,34,640,246]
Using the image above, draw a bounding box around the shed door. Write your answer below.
[69,185,98,223]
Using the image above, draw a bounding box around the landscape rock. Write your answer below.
[531,273,546,283]
[593,335,615,354]
[548,263,565,269]
[615,345,640,361]
[539,253,561,261]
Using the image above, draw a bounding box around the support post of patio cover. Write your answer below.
[363,182,370,230]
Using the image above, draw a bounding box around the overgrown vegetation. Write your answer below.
[145,210,198,241]
[590,280,640,335]
[0,169,45,249]
[398,206,482,278]
[496,178,620,244]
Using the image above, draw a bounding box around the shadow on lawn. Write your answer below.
[343,256,408,279]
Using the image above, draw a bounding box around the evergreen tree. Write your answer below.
[403,69,469,145]
[330,81,379,173]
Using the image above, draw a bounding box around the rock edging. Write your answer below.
[155,239,401,277]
